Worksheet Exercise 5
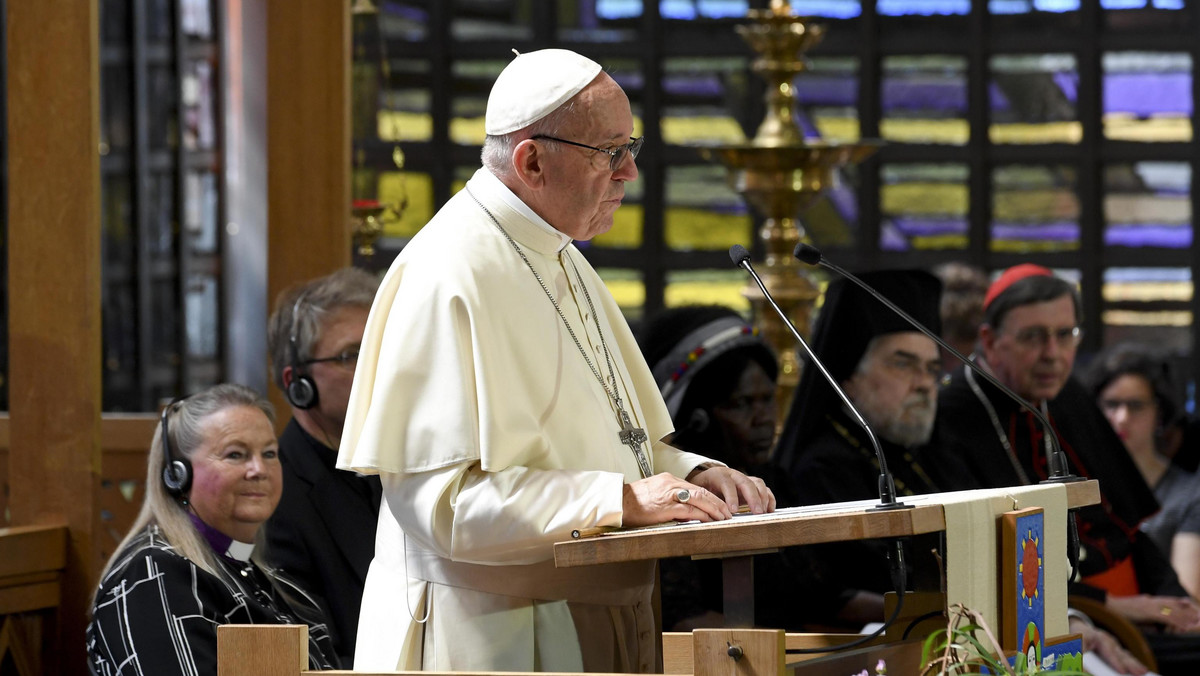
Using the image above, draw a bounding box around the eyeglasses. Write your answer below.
[299,348,359,369]
[1100,398,1155,416]
[531,135,644,172]
[1006,326,1082,350]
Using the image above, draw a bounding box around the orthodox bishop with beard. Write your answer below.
[771,269,978,623]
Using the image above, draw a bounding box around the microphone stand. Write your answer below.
[794,242,1083,578]
[730,244,908,655]
[729,245,908,512]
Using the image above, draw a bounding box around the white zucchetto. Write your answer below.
[484,49,603,136]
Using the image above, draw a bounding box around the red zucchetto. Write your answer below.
[983,263,1054,310]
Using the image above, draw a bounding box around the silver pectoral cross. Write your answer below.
[618,408,652,479]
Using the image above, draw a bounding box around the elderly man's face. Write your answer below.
[843,332,941,448]
[979,295,1079,403]
[537,75,638,241]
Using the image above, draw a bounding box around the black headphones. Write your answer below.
[160,400,192,496]
[286,293,319,410]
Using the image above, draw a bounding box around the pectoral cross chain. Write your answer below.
[619,409,652,479]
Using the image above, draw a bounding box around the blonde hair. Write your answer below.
[95,384,275,601]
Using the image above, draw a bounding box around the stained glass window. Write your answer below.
[1103,162,1191,249]
[881,55,968,145]
[991,165,1080,253]
[1103,52,1192,143]
[880,164,969,251]
[990,54,1080,145]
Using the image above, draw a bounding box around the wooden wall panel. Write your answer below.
[266,0,352,427]
[5,1,103,672]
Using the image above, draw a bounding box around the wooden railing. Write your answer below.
[0,523,68,676]
[0,413,157,573]
[217,625,926,676]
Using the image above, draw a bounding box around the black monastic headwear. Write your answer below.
[773,269,943,474]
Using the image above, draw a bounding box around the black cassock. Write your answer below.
[87,524,339,675]
[783,409,981,612]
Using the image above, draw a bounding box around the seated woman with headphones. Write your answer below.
[86,383,340,674]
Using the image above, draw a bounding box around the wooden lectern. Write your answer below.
[555,481,1100,673]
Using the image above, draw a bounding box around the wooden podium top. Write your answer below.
[554,480,1099,568]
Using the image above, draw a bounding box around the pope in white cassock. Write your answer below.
[338,49,775,672]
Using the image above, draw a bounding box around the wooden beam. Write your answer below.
[5,1,103,673]
[266,0,352,426]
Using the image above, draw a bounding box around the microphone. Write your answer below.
[730,245,910,656]
[728,244,908,512]
[793,242,1083,577]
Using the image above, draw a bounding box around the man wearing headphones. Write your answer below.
[265,267,382,665]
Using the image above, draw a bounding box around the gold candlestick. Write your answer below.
[703,0,880,420]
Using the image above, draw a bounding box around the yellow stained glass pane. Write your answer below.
[377,172,433,239]
[812,114,860,144]
[881,119,969,145]
[665,270,750,311]
[662,116,746,145]
[1103,280,1193,302]
[1104,115,1192,143]
[882,183,968,216]
[664,207,751,251]
[590,205,644,248]
[989,122,1082,144]
[379,111,432,142]
[596,268,644,318]
[1103,309,1192,327]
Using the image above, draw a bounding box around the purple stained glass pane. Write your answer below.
[882,80,968,112]
[1104,72,1193,116]
[793,77,858,107]
[1104,224,1193,248]
[892,217,969,236]
[992,222,1080,241]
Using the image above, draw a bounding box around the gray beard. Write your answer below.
[877,415,935,448]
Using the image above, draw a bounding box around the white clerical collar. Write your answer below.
[477,168,572,253]
[226,539,255,562]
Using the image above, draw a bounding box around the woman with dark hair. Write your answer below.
[1086,344,1200,599]
[87,383,339,674]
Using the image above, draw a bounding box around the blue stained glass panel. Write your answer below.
[879,0,968,15]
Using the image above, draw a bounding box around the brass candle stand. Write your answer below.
[703,0,879,413]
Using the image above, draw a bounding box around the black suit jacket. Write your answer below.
[266,419,382,663]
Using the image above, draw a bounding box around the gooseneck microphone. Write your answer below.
[729,245,908,512]
[794,242,1083,578]
[730,244,908,655]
